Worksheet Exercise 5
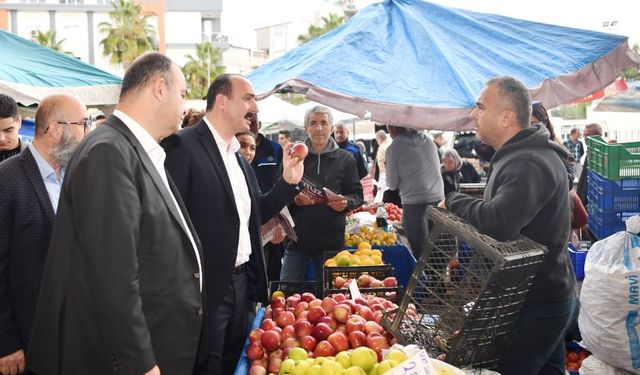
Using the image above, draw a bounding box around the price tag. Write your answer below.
[349,278,362,300]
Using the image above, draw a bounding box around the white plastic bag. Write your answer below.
[579,355,635,375]
[579,216,640,374]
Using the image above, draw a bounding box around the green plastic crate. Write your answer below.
[587,136,640,180]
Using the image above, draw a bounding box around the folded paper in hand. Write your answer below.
[299,176,340,205]
[261,207,297,244]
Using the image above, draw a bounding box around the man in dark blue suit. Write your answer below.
[163,74,304,375]
[0,93,88,374]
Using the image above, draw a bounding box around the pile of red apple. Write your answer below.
[246,292,399,374]
[331,275,399,302]
[333,275,397,289]
[349,203,403,221]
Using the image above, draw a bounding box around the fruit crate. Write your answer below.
[587,169,640,212]
[380,207,547,370]
[587,136,640,180]
[587,205,640,240]
[322,253,395,292]
[268,281,323,298]
[324,287,404,305]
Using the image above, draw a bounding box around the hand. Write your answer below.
[271,228,285,244]
[294,193,314,207]
[281,143,304,185]
[437,200,447,209]
[143,365,160,375]
[0,350,25,375]
[327,195,348,212]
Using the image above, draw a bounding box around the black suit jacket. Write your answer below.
[28,117,203,375]
[0,147,55,357]
[162,120,299,330]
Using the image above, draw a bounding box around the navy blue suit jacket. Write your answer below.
[0,147,55,357]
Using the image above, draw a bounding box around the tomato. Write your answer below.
[565,362,579,371]
[566,352,579,362]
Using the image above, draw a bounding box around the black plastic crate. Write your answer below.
[381,207,547,370]
[268,281,323,298]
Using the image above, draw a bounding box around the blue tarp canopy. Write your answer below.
[248,0,639,130]
[0,29,122,106]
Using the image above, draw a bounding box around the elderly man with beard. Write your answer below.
[0,94,87,375]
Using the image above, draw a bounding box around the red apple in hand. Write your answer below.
[290,143,308,161]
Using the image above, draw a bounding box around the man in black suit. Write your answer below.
[0,94,88,375]
[28,53,203,375]
[163,74,304,375]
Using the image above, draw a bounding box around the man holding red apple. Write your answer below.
[163,74,304,375]
[280,105,363,281]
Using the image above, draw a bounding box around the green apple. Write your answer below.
[335,351,352,369]
[375,360,398,374]
[385,349,408,364]
[314,357,328,366]
[280,358,296,374]
[345,366,366,375]
[367,364,378,375]
[321,359,345,375]
[307,365,323,375]
[350,347,378,372]
[289,347,309,362]
[292,360,311,375]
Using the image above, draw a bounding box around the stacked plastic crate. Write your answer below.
[586,136,640,239]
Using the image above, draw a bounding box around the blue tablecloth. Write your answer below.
[233,307,265,375]
[304,244,416,288]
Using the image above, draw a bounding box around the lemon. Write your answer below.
[358,242,372,251]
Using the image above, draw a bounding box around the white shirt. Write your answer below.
[113,110,203,290]
[203,116,253,267]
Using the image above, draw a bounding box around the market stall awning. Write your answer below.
[247,0,639,130]
[0,29,122,106]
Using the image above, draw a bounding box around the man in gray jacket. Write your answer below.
[440,76,575,375]
[386,125,443,260]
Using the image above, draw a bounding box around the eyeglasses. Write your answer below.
[56,118,92,133]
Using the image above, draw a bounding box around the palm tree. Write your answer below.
[34,30,66,51]
[298,13,346,45]
[182,42,225,100]
[99,0,156,68]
